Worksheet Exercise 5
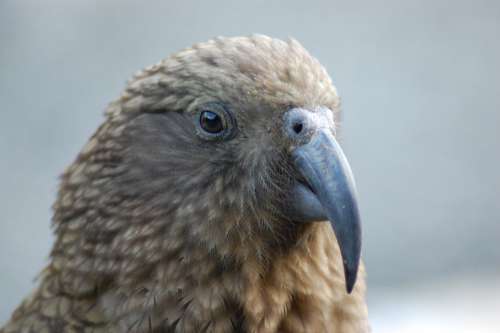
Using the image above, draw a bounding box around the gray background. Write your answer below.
[1,0,499,331]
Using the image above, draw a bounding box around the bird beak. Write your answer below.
[290,130,362,293]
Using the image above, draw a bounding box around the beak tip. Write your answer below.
[343,261,359,294]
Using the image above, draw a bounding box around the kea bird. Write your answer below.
[1,35,369,333]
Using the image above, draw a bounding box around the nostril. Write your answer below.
[292,122,303,134]
[284,108,313,140]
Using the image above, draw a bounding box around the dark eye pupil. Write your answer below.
[200,111,224,134]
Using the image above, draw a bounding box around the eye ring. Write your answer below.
[194,102,236,141]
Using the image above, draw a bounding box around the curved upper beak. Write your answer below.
[288,125,362,293]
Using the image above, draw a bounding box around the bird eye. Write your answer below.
[194,102,236,141]
[200,111,224,134]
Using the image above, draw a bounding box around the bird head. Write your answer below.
[56,35,361,293]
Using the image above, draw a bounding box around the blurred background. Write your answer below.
[1,0,499,331]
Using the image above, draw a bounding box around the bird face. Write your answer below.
[102,36,361,293]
